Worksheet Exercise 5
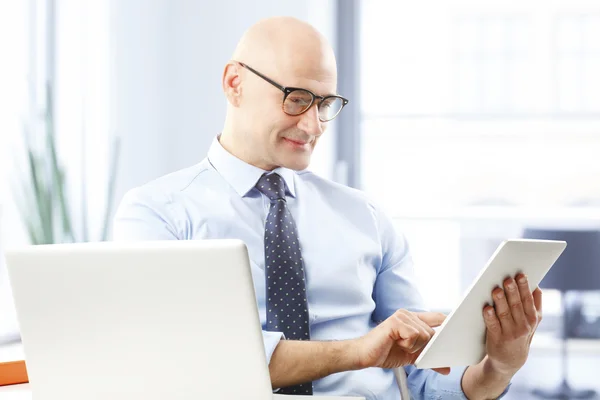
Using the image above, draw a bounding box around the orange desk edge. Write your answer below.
[0,360,29,386]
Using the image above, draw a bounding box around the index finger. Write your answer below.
[415,312,446,328]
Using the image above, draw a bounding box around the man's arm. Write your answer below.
[268,339,357,388]
[112,188,181,241]
[267,310,448,389]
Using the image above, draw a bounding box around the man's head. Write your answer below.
[220,17,344,171]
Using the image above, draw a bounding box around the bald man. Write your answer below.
[114,17,540,399]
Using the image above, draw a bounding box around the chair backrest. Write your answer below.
[394,367,411,399]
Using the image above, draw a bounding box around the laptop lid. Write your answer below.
[5,239,272,400]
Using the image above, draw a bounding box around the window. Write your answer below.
[454,16,531,115]
[54,0,112,241]
[0,0,111,339]
[555,14,600,113]
[360,0,600,311]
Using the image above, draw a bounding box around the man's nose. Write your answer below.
[298,103,325,136]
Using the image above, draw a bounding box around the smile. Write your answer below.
[284,138,309,146]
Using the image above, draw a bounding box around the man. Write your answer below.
[113,16,542,399]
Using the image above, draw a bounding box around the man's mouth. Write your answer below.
[284,138,309,146]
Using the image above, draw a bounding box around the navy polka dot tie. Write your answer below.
[255,173,313,396]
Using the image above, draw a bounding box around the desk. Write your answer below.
[0,383,30,399]
[0,384,363,400]
[2,337,599,399]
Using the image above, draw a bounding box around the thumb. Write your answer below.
[415,312,446,328]
[433,367,451,375]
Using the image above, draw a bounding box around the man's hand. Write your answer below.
[268,309,449,388]
[462,273,542,399]
[482,273,542,376]
[354,309,451,375]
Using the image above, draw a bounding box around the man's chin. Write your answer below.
[279,157,311,171]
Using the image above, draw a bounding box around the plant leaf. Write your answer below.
[12,120,43,245]
[27,149,53,244]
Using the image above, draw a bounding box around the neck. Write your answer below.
[219,125,276,171]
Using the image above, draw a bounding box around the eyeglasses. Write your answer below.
[237,62,348,122]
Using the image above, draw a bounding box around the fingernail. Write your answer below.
[518,275,527,284]
[496,291,504,299]
[486,308,494,316]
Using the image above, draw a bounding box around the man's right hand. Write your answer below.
[267,310,450,389]
[354,310,451,375]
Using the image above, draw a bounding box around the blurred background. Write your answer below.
[1,0,600,398]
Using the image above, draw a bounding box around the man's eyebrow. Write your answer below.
[312,91,338,98]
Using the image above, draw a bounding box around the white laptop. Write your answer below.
[5,239,361,400]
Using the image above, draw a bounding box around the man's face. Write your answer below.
[241,64,338,171]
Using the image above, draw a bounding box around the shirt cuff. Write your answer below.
[439,366,470,399]
[442,366,512,399]
[262,330,285,365]
[262,331,285,393]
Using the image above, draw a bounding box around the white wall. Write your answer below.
[110,0,337,212]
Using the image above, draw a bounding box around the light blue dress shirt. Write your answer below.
[113,136,509,400]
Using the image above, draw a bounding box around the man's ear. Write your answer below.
[222,61,242,107]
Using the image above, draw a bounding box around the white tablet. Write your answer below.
[414,239,567,369]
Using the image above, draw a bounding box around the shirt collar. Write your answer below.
[207,135,296,198]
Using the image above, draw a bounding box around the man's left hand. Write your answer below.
[482,273,542,376]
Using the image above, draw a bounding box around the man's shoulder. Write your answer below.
[296,169,376,209]
[123,159,214,204]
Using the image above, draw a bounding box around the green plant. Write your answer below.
[14,83,120,245]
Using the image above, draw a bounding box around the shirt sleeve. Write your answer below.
[112,187,182,241]
[372,204,427,322]
[372,206,512,399]
[403,365,511,400]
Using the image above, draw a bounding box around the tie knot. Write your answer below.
[256,173,286,202]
